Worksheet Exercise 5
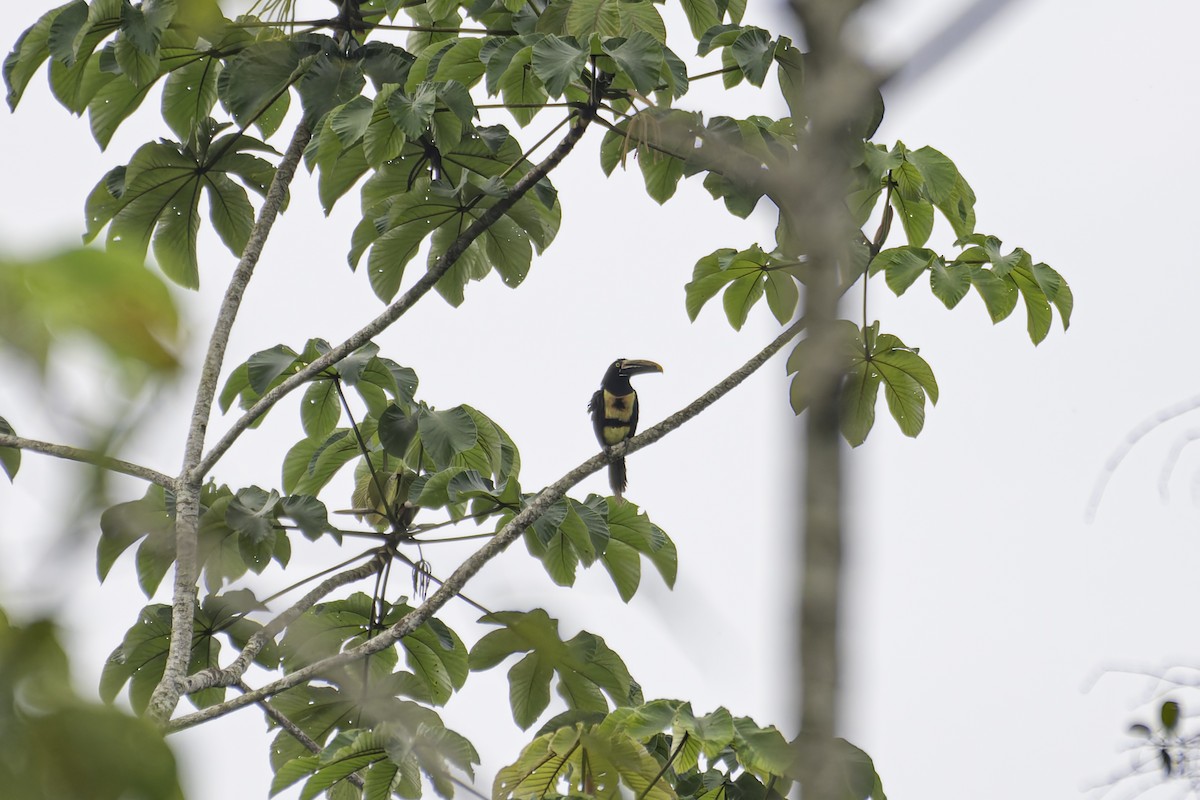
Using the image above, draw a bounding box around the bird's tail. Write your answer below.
[608,457,627,500]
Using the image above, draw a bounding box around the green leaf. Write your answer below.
[217,38,317,131]
[100,602,225,713]
[419,407,479,468]
[247,344,301,394]
[297,52,365,126]
[763,268,799,323]
[929,257,970,309]
[226,486,281,544]
[871,246,936,296]
[788,322,937,446]
[1038,262,1073,329]
[0,417,19,481]
[618,2,667,44]
[0,247,180,372]
[637,147,685,204]
[1162,700,1181,732]
[434,38,486,86]
[5,4,71,110]
[601,31,663,95]
[603,497,676,598]
[88,65,156,149]
[890,191,933,247]
[677,0,720,39]
[161,53,222,140]
[470,610,634,729]
[730,27,774,87]
[300,380,340,439]
[387,82,437,139]
[97,486,172,582]
[968,266,1018,323]
[566,0,621,38]
[291,428,362,496]
[280,495,331,541]
[401,616,469,706]
[498,48,547,127]
[531,35,587,97]
[84,132,274,288]
[1000,270,1045,346]
[721,262,766,331]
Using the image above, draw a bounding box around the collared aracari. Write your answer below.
[588,358,664,499]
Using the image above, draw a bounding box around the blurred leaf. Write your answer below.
[0,416,20,481]
[0,611,184,800]
[1162,700,1181,733]
[0,248,179,373]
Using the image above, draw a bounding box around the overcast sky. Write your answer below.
[3,1,1200,799]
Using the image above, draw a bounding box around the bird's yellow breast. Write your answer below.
[601,391,635,445]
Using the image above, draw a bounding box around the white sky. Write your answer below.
[3,1,1200,799]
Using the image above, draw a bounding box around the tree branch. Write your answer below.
[0,433,172,489]
[147,120,314,725]
[193,106,598,481]
[165,316,805,732]
[180,554,384,694]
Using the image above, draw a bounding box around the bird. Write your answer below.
[588,358,663,499]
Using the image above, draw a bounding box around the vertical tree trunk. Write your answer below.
[784,1,876,795]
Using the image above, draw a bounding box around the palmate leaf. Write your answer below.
[99,597,248,713]
[521,495,674,600]
[495,723,675,800]
[355,125,559,252]
[216,36,324,133]
[354,160,557,304]
[84,122,278,288]
[469,609,635,730]
[272,717,478,800]
[279,593,468,707]
[685,245,800,329]
[787,321,938,447]
[267,676,436,771]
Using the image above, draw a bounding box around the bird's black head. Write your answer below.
[602,358,664,392]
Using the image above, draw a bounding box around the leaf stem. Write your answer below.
[637,732,688,800]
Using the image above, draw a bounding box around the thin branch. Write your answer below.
[166,317,805,732]
[238,680,367,791]
[194,105,598,481]
[1086,393,1200,522]
[181,554,383,694]
[0,433,172,489]
[638,732,688,800]
[369,23,514,34]
[146,120,314,725]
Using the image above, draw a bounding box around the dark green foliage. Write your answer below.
[0,611,184,800]
[1,0,1069,797]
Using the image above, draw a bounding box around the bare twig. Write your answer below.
[181,555,383,694]
[0,433,172,489]
[238,679,368,791]
[147,121,314,725]
[166,318,806,731]
[1085,393,1200,522]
